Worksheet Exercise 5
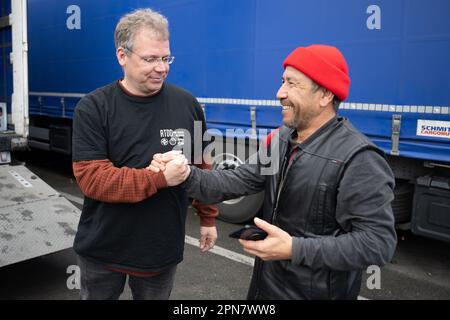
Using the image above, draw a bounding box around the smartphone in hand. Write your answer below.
[229,225,268,241]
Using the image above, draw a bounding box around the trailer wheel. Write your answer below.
[392,180,414,223]
[212,153,264,223]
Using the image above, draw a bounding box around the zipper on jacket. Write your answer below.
[271,145,302,224]
[271,155,288,224]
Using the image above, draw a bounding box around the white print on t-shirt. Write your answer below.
[160,129,185,146]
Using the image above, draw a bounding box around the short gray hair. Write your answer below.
[114,8,169,51]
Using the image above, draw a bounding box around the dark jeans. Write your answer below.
[77,255,177,300]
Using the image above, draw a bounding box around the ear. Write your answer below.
[319,89,334,108]
[116,47,127,67]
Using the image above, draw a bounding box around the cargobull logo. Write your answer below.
[417,120,450,139]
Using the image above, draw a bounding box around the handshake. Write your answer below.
[147,150,191,186]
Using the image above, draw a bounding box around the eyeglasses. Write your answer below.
[123,47,175,65]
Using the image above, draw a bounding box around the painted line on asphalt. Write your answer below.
[185,235,255,267]
[60,191,368,300]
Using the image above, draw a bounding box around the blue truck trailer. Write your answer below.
[1,1,450,247]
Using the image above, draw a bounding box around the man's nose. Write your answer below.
[276,85,287,100]
[154,61,168,72]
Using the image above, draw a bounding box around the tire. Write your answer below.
[392,180,414,223]
[212,152,264,224]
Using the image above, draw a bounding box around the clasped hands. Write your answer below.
[147,150,190,186]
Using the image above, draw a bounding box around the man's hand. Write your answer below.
[161,154,190,186]
[199,226,217,252]
[147,150,180,173]
[238,217,292,261]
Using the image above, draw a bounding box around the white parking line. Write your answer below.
[185,235,254,266]
[60,191,368,299]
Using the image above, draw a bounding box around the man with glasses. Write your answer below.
[71,8,218,300]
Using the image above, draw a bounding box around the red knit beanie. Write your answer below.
[282,45,350,101]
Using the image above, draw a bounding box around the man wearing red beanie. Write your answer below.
[151,44,397,299]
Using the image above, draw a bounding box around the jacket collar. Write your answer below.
[289,116,341,148]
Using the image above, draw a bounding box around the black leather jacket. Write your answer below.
[185,116,397,299]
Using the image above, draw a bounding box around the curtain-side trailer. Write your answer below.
[5,0,449,243]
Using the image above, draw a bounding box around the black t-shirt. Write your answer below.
[72,81,208,272]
